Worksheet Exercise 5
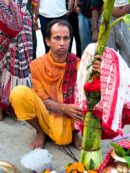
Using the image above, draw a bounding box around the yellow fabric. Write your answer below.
[9,86,50,134]
[9,85,73,145]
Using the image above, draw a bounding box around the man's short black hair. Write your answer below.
[45,19,73,39]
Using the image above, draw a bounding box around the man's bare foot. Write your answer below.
[72,131,82,150]
[30,132,46,149]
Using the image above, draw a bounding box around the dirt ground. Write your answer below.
[0,115,129,173]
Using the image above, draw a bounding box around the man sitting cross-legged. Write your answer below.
[9,19,84,149]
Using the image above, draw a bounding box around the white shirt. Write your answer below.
[114,0,129,7]
[39,0,67,18]
[103,0,129,7]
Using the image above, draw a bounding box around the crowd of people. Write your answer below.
[0,0,130,150]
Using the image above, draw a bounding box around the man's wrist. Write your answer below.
[60,103,66,115]
[68,9,73,13]
[92,27,99,32]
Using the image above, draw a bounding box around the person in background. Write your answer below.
[9,20,84,149]
[77,0,103,54]
[90,0,103,42]
[106,0,130,67]
[77,0,92,54]
[28,0,39,59]
[67,0,81,58]
[37,0,73,53]
[0,0,33,120]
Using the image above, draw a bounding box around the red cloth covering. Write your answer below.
[0,0,32,111]
[75,44,130,139]
[83,65,117,139]
[98,140,130,173]
[0,20,19,37]
[84,76,100,92]
[93,48,130,139]
[0,0,23,37]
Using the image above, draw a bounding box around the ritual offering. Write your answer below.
[75,0,130,171]
[99,140,130,172]
[21,149,52,173]
[75,0,115,170]
[0,161,19,173]
[102,166,118,173]
[111,142,130,172]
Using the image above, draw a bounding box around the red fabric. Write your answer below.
[0,0,23,36]
[62,53,80,104]
[0,20,19,37]
[98,140,130,173]
[94,48,123,138]
[84,76,100,92]
[0,0,32,111]
[76,48,130,139]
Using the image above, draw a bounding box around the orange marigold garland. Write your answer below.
[65,162,85,173]
[65,162,98,173]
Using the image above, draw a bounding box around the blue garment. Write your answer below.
[78,12,92,54]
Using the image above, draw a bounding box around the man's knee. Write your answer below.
[10,85,38,121]
[9,85,31,104]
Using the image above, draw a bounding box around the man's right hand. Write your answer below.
[43,99,84,121]
[62,104,84,121]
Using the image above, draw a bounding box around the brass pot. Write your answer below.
[111,150,130,173]
[0,161,19,173]
[102,165,118,173]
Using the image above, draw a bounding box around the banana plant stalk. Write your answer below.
[80,112,102,170]
[80,0,115,170]
[96,0,115,55]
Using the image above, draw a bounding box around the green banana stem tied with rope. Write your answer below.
[80,0,115,170]
[80,0,130,170]
[80,90,102,170]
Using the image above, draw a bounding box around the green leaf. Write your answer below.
[65,163,72,168]
[87,64,92,70]
[88,77,93,83]
[87,92,101,111]
[111,142,127,157]
[88,73,93,82]
[123,14,130,25]
[126,149,130,156]
[124,156,130,168]
[89,159,95,170]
